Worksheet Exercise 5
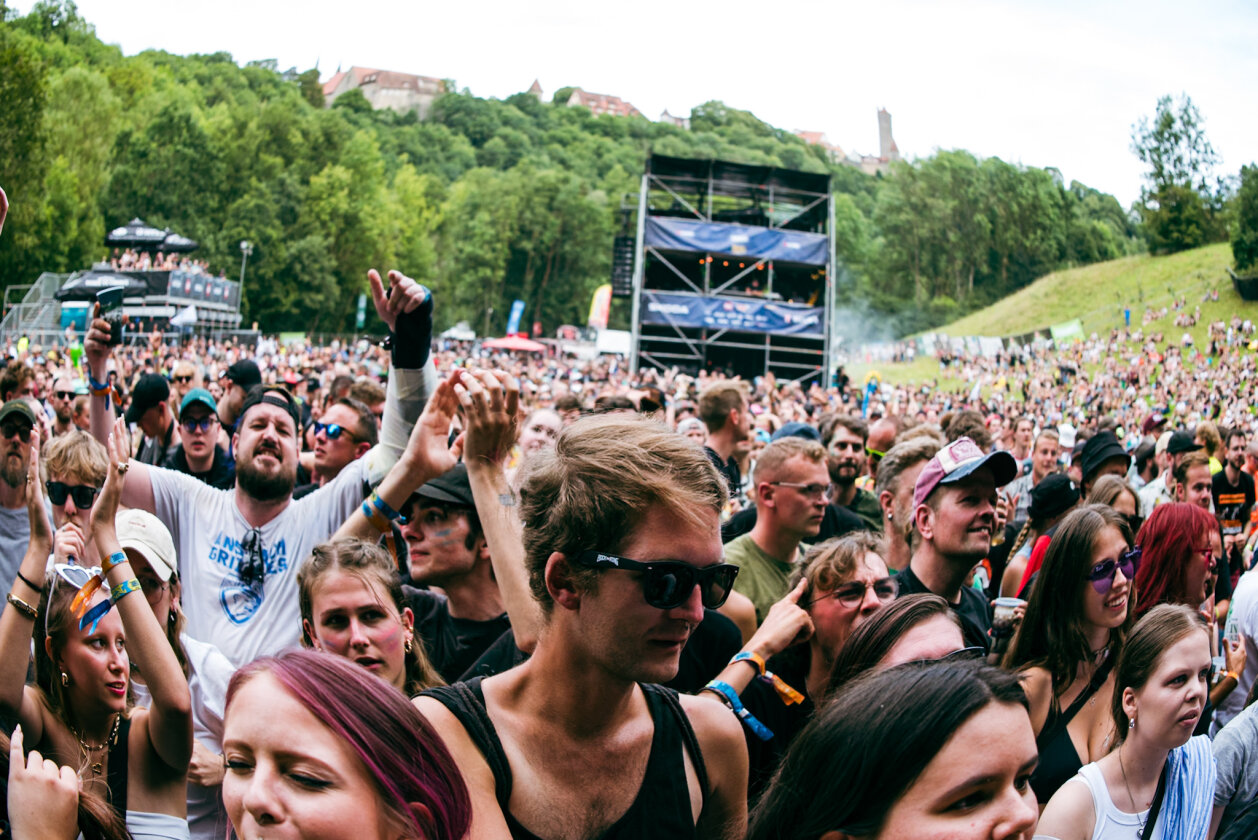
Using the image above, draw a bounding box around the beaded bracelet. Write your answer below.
[704,680,774,740]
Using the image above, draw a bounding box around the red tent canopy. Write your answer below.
[482,335,546,352]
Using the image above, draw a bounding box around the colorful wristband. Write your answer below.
[110,579,142,601]
[731,651,766,675]
[704,680,774,740]
[88,374,113,408]
[361,501,391,534]
[102,551,127,574]
[369,491,407,524]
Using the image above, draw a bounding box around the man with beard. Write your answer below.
[821,414,883,532]
[46,375,76,437]
[84,269,437,666]
[1214,429,1254,563]
[895,436,1018,652]
[0,400,51,580]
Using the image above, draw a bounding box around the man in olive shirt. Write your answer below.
[723,436,830,623]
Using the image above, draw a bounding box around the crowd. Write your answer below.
[106,249,222,277]
[2,244,1258,837]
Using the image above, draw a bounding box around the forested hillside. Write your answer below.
[0,1,1143,335]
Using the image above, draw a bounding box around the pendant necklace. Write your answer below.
[75,712,121,776]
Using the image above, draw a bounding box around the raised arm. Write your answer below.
[91,419,192,771]
[84,313,155,512]
[332,370,463,543]
[0,428,54,742]
[458,370,544,653]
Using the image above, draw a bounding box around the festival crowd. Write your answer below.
[2,195,1258,838]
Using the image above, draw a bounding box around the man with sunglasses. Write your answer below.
[163,388,234,490]
[418,415,748,839]
[46,375,77,438]
[298,397,376,494]
[128,372,180,467]
[84,268,439,666]
[0,400,52,581]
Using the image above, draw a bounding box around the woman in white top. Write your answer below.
[1035,603,1217,840]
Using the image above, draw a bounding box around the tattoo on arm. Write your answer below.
[498,492,517,507]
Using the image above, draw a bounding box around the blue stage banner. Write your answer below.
[505,299,526,335]
[644,217,828,266]
[641,292,824,337]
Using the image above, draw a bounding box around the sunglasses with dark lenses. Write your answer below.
[181,416,215,433]
[1088,546,1141,595]
[0,421,32,442]
[45,481,100,509]
[239,527,266,587]
[54,390,75,401]
[173,375,193,384]
[313,421,358,441]
[573,550,739,610]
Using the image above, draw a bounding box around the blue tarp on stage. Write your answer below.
[644,217,828,266]
[640,291,824,337]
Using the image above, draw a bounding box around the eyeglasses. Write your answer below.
[770,481,835,501]
[46,481,100,509]
[572,550,739,610]
[809,577,898,608]
[866,446,886,461]
[53,390,75,401]
[1088,546,1141,595]
[313,421,359,442]
[173,375,193,384]
[181,416,216,433]
[0,421,32,442]
[137,574,168,602]
[239,528,266,587]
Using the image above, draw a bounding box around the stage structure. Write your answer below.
[626,155,835,384]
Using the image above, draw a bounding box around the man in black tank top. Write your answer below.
[416,411,748,840]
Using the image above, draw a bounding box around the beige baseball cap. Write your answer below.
[115,508,177,581]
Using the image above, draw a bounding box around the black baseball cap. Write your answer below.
[1167,430,1202,456]
[414,463,473,508]
[125,374,170,424]
[223,359,262,390]
[0,400,36,427]
[1078,431,1130,483]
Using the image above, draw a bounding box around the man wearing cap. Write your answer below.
[216,358,261,450]
[400,463,511,682]
[297,397,377,494]
[897,436,1018,652]
[0,399,51,581]
[1077,430,1131,496]
[1140,430,1201,518]
[130,372,180,466]
[163,389,234,490]
[84,268,439,666]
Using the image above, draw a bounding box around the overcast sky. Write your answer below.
[19,0,1258,207]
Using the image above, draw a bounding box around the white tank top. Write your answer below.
[1070,761,1165,840]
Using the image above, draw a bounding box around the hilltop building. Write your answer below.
[527,79,545,102]
[322,66,445,118]
[565,87,642,118]
[795,108,902,175]
[659,109,690,130]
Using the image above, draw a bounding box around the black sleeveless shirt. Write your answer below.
[423,678,709,840]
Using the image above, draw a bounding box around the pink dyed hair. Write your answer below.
[226,649,470,839]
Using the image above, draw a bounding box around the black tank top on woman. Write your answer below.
[423,678,709,840]
[105,716,132,816]
[1030,654,1114,803]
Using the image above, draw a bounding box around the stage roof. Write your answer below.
[647,154,831,201]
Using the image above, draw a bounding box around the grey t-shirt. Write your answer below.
[0,499,54,585]
[1213,701,1258,833]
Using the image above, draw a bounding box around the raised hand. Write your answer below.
[746,578,814,661]
[457,370,520,470]
[368,269,430,334]
[83,304,115,374]
[89,417,131,537]
[400,369,463,477]
[24,427,51,554]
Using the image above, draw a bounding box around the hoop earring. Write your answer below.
[61,671,69,687]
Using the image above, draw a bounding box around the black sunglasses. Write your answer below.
[173,375,194,384]
[46,480,100,508]
[0,421,32,442]
[181,416,216,433]
[313,421,358,442]
[572,550,738,610]
[53,390,75,401]
[239,527,266,587]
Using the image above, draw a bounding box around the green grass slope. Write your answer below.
[849,242,1250,390]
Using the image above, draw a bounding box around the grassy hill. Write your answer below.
[848,242,1248,389]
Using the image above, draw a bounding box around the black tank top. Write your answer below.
[1030,654,1114,803]
[105,716,132,816]
[423,678,709,840]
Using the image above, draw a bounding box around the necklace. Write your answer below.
[74,713,121,776]
[1117,743,1150,838]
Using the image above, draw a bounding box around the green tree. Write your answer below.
[1230,165,1258,272]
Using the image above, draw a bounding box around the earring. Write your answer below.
[404,636,413,654]
[1129,717,1136,730]
[61,671,69,687]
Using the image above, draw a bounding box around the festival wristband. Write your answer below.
[88,374,113,408]
[361,501,391,534]
[102,551,127,575]
[731,651,766,675]
[369,491,407,523]
[110,579,142,602]
[765,671,806,706]
[704,680,774,740]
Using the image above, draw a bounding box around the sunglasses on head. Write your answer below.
[0,421,32,442]
[46,481,100,508]
[47,563,113,636]
[1088,545,1141,595]
[572,550,739,610]
[313,421,358,442]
